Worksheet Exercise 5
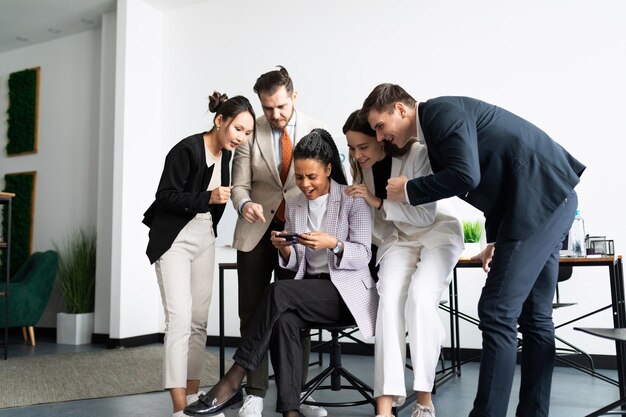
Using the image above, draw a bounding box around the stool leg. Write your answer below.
[331,332,342,390]
[22,327,28,342]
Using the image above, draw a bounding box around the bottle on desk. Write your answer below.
[568,210,587,257]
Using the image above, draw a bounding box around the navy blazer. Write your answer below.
[406,96,585,242]
[143,133,231,264]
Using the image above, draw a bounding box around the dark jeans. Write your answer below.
[233,278,354,412]
[469,191,577,417]
[237,219,310,398]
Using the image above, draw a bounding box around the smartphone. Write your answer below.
[279,232,300,242]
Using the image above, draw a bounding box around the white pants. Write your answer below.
[155,213,216,389]
[374,243,462,406]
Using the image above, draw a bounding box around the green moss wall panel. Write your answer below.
[1,172,36,280]
[6,67,40,156]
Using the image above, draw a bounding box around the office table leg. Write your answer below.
[451,268,461,376]
[610,258,626,404]
[219,266,225,378]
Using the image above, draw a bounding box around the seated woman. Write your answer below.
[184,128,379,417]
[343,111,463,417]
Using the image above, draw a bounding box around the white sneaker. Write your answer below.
[186,390,205,405]
[299,394,328,417]
[411,403,435,417]
[238,394,264,417]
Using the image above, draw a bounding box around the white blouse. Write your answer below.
[205,145,222,191]
[305,193,330,275]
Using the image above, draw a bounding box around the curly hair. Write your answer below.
[293,128,347,185]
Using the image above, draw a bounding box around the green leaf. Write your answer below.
[53,228,96,314]
[463,220,482,243]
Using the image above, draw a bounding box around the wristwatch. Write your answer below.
[332,240,344,255]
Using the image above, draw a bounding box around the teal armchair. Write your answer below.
[0,250,58,346]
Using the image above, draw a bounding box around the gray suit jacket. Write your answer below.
[278,180,379,339]
[231,111,323,251]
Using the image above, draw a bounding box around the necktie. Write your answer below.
[276,128,292,222]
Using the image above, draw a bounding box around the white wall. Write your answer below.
[0,30,102,327]
[148,0,626,354]
[109,0,164,339]
[94,11,117,335]
[3,0,625,354]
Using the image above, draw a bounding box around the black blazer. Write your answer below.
[407,96,585,242]
[143,133,231,264]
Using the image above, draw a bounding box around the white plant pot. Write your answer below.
[57,312,94,345]
[461,242,482,259]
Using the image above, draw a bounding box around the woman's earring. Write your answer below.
[216,127,220,131]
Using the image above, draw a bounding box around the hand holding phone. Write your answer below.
[279,232,300,242]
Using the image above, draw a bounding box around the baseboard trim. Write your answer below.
[11,329,619,370]
[106,333,164,349]
[9,327,164,348]
[205,336,619,370]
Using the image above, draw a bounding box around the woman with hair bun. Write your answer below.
[185,128,378,417]
[143,91,255,417]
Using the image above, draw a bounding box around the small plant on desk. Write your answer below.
[462,220,483,259]
[463,220,482,243]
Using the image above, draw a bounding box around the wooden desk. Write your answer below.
[447,256,625,399]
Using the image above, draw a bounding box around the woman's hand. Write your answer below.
[270,230,293,248]
[270,230,292,260]
[297,231,337,251]
[345,184,381,209]
[209,186,232,204]
[472,244,495,273]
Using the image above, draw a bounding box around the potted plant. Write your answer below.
[54,228,96,345]
[462,220,483,259]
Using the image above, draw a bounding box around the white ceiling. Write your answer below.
[0,0,117,54]
[0,0,208,55]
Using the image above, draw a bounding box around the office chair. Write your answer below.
[574,327,626,416]
[0,251,58,346]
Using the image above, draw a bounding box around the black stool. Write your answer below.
[300,324,376,413]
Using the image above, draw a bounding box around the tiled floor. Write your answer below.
[0,336,621,417]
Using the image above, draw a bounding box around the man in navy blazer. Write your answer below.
[359,84,585,417]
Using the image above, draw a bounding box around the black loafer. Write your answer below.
[184,388,243,416]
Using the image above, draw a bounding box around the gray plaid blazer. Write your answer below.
[279,180,379,339]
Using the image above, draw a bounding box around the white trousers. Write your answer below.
[155,213,216,389]
[374,243,462,406]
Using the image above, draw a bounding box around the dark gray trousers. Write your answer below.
[236,219,310,398]
[469,191,578,417]
[233,278,354,412]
